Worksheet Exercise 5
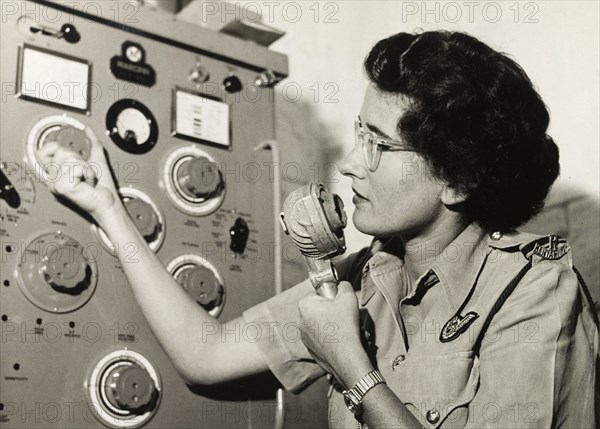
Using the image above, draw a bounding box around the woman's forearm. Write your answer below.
[94,203,222,384]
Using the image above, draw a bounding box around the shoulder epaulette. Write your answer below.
[520,235,570,260]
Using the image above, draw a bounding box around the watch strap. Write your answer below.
[344,370,386,406]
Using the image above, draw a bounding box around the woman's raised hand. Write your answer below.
[37,127,121,219]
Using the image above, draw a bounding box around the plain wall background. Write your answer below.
[259,0,600,252]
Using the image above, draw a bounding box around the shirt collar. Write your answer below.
[360,224,496,311]
[359,237,405,306]
[425,224,492,313]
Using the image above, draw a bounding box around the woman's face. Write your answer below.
[340,85,456,240]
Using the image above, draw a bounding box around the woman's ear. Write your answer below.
[441,185,468,206]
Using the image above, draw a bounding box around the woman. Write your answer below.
[39,31,597,428]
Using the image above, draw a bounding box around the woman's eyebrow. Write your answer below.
[358,115,393,139]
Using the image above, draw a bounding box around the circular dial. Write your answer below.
[176,265,224,310]
[163,147,226,217]
[17,232,98,313]
[104,363,158,412]
[106,100,158,154]
[124,197,160,241]
[167,255,226,317]
[87,350,161,429]
[26,115,93,168]
[176,156,222,200]
[42,125,91,159]
[93,188,165,254]
[41,243,90,294]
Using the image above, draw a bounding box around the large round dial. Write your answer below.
[176,265,223,310]
[176,156,222,200]
[41,242,90,294]
[163,147,226,216]
[167,255,225,316]
[124,197,160,241]
[93,188,165,254]
[26,115,93,168]
[87,350,161,429]
[104,363,158,412]
[17,232,98,313]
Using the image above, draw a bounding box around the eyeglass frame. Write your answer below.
[354,120,416,172]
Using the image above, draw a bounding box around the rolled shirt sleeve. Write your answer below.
[242,247,372,394]
[242,279,326,393]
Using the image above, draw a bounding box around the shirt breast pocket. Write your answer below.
[388,352,480,428]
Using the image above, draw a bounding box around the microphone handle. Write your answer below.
[316,281,338,299]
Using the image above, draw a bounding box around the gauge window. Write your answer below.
[17,44,91,112]
[106,99,158,154]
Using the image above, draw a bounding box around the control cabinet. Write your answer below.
[0,1,288,427]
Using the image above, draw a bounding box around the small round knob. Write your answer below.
[61,23,81,44]
[124,198,160,241]
[223,75,243,93]
[177,265,223,309]
[41,244,89,294]
[104,364,157,412]
[176,157,222,199]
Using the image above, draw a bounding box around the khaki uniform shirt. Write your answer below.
[243,224,598,428]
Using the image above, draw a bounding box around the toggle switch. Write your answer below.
[189,63,210,85]
[0,168,21,209]
[230,217,250,254]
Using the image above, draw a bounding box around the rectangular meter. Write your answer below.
[17,44,91,112]
[172,88,231,148]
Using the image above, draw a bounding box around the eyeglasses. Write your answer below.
[354,121,415,171]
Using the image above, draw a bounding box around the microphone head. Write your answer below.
[280,182,347,260]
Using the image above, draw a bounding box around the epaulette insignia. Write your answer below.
[440,312,479,343]
[531,235,570,260]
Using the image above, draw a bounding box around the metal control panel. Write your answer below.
[1,1,288,427]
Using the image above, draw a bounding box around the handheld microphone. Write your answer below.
[279,182,347,299]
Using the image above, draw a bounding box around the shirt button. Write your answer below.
[491,231,503,240]
[426,409,440,424]
[391,354,405,371]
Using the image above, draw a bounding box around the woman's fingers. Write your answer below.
[48,155,93,195]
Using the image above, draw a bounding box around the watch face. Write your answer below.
[344,393,361,415]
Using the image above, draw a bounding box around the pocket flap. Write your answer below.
[390,353,480,428]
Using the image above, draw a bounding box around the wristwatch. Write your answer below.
[342,370,386,420]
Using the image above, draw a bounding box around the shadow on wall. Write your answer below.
[523,183,600,311]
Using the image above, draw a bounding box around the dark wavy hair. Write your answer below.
[365,31,559,233]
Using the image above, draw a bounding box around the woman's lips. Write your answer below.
[352,188,368,204]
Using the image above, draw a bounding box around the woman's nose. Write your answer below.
[339,144,366,179]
